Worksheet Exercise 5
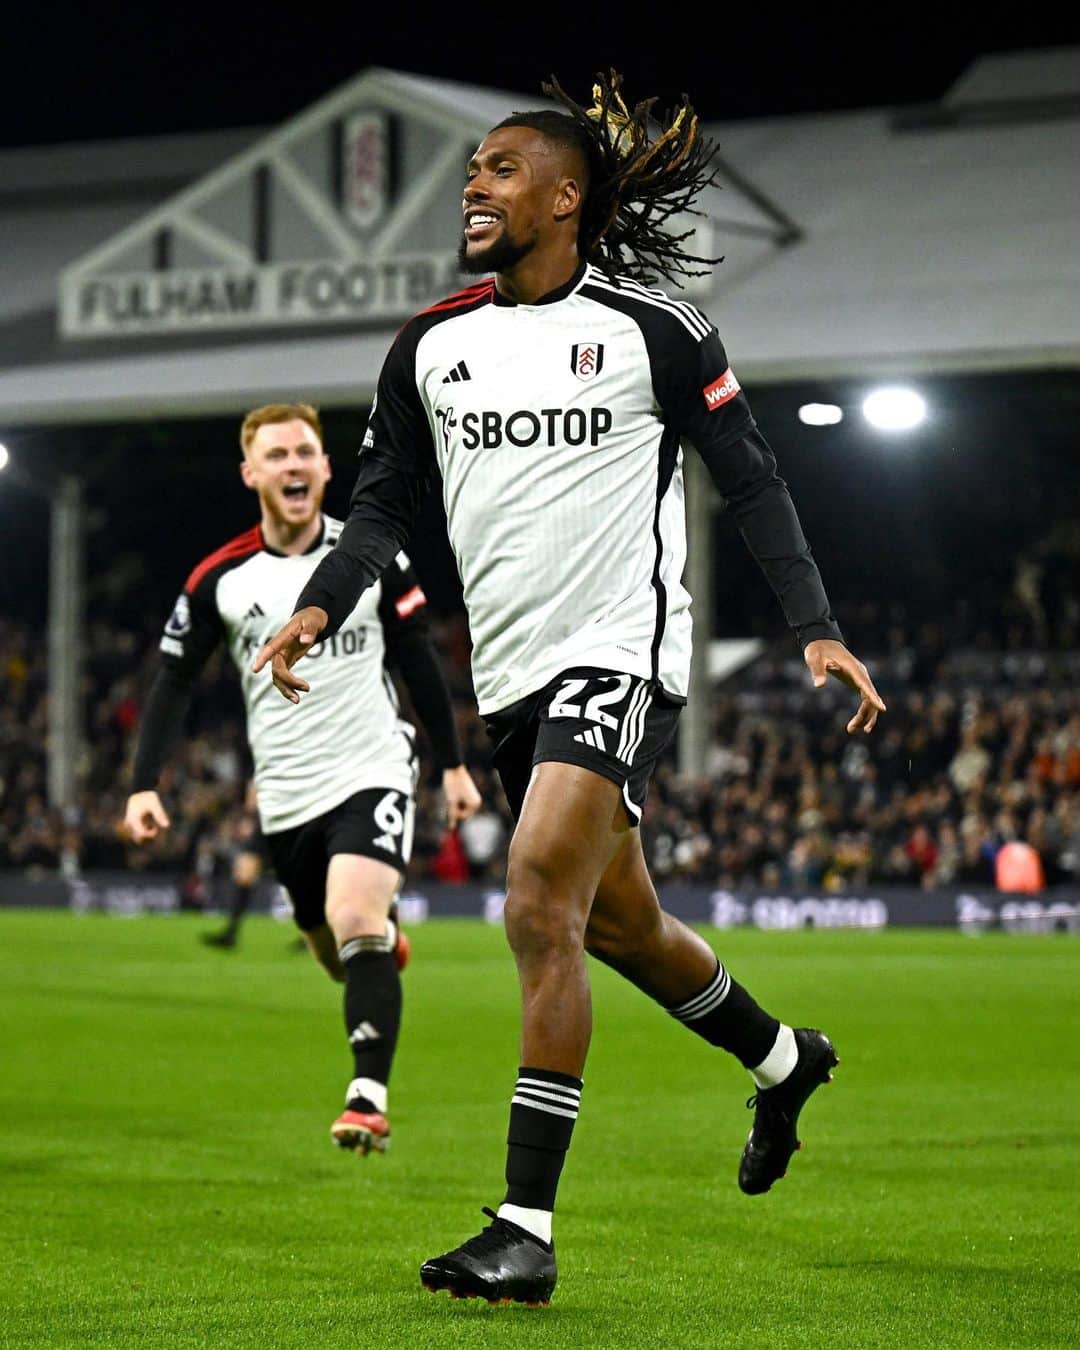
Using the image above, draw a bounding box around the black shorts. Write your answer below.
[484,667,681,825]
[263,787,415,931]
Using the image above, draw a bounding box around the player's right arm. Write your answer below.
[254,326,437,700]
[124,577,223,842]
[652,313,885,734]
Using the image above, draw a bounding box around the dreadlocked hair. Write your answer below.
[494,71,721,287]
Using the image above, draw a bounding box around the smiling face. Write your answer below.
[240,417,330,531]
[458,124,583,276]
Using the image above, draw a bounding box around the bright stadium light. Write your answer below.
[0,442,9,472]
[798,403,843,427]
[862,386,927,432]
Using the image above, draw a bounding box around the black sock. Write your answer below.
[222,884,252,939]
[667,961,779,1068]
[340,934,402,1113]
[503,1067,583,1215]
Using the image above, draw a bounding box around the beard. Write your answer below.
[457,225,537,275]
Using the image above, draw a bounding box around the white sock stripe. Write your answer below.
[339,932,393,961]
[690,973,732,1017]
[670,978,731,1021]
[511,1095,580,1119]
[685,967,732,1015]
[669,966,731,1019]
[515,1077,582,1102]
[616,683,650,761]
[515,1074,582,1093]
[671,968,726,1015]
[514,1086,582,1111]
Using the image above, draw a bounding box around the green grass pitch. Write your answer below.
[1,911,1077,1348]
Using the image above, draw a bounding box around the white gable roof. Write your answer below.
[1,56,1078,425]
[698,98,1080,376]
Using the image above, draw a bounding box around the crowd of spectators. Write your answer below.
[641,652,1079,891]
[2,579,1078,895]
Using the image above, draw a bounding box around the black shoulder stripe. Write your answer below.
[582,272,711,341]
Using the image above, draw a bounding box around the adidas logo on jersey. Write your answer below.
[243,601,266,622]
[573,726,607,751]
[442,360,471,383]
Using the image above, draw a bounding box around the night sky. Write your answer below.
[5,3,1079,147]
[3,372,1077,640]
[2,4,1077,633]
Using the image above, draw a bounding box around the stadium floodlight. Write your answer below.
[798,403,843,427]
[861,386,927,432]
[0,442,8,472]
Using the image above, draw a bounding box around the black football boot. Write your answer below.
[739,1027,839,1195]
[421,1208,557,1306]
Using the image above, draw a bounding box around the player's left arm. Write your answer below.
[377,555,482,826]
[127,573,226,839]
[661,323,885,734]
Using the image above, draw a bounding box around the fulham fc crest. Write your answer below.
[570,342,605,381]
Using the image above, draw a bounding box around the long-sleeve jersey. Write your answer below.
[133,515,461,833]
[297,263,843,715]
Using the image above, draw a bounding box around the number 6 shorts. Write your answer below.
[484,667,682,826]
[264,787,414,931]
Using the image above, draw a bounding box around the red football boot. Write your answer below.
[330,1108,390,1155]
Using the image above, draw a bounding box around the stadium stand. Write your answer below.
[2,580,1076,896]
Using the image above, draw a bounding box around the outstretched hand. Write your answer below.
[123,790,171,843]
[804,638,886,734]
[252,605,329,702]
[442,765,483,827]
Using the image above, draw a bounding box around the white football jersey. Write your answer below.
[159,516,423,832]
[301,263,841,716]
[360,265,755,714]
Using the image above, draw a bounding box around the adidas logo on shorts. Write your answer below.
[573,726,607,751]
